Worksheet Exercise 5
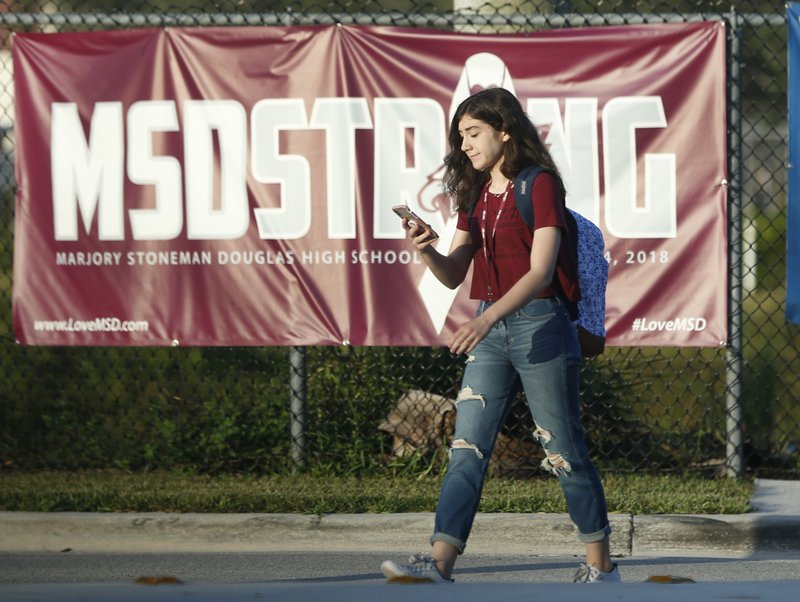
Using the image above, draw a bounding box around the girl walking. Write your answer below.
[381,87,618,584]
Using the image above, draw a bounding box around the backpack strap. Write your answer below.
[512,166,544,229]
[513,166,580,321]
[513,167,578,261]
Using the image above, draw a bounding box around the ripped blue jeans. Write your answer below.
[431,296,611,553]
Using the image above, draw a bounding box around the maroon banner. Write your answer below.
[12,23,727,346]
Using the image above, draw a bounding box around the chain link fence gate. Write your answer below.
[0,1,797,479]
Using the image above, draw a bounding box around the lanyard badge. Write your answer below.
[479,182,512,301]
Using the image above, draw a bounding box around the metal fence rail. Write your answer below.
[0,0,797,479]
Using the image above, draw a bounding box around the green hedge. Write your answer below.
[1,342,752,475]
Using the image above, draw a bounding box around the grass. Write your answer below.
[0,470,754,515]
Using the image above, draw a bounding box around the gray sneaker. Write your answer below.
[573,562,621,583]
[381,554,455,584]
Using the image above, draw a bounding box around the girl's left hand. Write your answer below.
[449,314,493,355]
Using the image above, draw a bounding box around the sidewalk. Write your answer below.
[1,479,798,556]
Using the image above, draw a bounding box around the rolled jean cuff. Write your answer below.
[430,532,466,554]
[577,524,612,544]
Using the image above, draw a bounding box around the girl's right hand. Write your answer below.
[403,218,437,251]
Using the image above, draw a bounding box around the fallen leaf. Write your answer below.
[647,575,696,584]
[134,576,183,585]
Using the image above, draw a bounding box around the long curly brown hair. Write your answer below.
[443,87,563,212]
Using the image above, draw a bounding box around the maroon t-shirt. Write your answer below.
[456,171,580,303]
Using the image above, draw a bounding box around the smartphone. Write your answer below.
[392,204,439,240]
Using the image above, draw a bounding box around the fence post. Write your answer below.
[289,346,307,473]
[725,7,744,478]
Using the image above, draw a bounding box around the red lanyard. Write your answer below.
[479,182,511,300]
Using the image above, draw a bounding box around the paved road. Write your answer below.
[2,550,800,601]
[2,556,800,601]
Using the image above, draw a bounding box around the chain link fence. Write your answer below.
[0,0,797,479]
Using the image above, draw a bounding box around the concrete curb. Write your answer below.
[1,511,798,556]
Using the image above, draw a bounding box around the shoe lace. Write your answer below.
[399,554,456,583]
[573,563,601,583]
[406,554,438,575]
